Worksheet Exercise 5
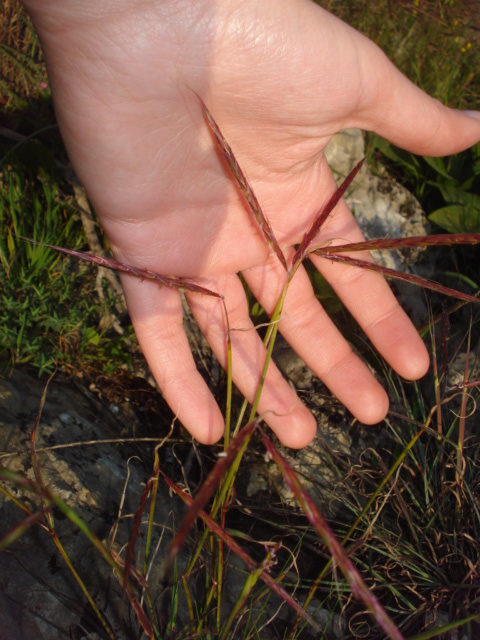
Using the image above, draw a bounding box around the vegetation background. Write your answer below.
[1,0,480,638]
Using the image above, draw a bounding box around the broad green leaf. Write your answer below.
[436,183,480,209]
[429,205,480,234]
[423,156,455,181]
[371,135,422,178]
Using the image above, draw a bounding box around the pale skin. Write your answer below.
[22,0,480,448]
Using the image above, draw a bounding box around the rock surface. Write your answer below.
[0,366,350,639]
[0,366,181,639]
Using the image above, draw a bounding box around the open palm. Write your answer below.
[23,0,480,446]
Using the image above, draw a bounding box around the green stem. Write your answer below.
[223,298,233,449]
[51,530,116,640]
[289,405,440,639]
[215,276,290,516]
[183,276,290,588]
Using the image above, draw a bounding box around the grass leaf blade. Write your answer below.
[162,471,319,632]
[21,238,223,298]
[316,253,480,303]
[168,420,258,562]
[312,233,480,254]
[261,432,405,640]
[199,98,288,272]
[293,158,365,267]
[0,511,44,551]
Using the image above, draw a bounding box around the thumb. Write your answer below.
[354,45,480,156]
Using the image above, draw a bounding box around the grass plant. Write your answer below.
[1,1,480,638]
[326,0,480,110]
[327,1,480,238]
[0,0,46,108]
[2,98,480,638]
[0,157,134,376]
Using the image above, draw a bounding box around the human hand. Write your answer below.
[22,0,480,447]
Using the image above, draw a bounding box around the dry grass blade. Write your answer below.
[199,97,288,272]
[311,233,480,254]
[261,431,405,640]
[315,253,480,303]
[0,469,120,640]
[22,239,223,298]
[0,511,44,551]
[167,420,259,563]
[121,462,159,596]
[162,471,319,632]
[30,371,56,528]
[292,158,365,267]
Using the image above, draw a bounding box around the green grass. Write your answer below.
[328,0,480,238]
[1,1,480,638]
[0,0,45,109]
[327,0,480,110]
[0,5,135,378]
[0,151,134,376]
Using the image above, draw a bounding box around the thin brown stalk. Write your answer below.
[456,320,472,489]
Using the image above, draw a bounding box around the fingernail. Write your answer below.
[464,110,480,120]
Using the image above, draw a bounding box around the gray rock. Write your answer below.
[0,367,180,639]
[245,335,385,518]
[447,339,480,390]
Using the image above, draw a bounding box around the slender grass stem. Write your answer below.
[52,530,117,640]
[456,322,471,493]
[223,299,233,449]
[212,276,290,529]
[289,403,442,638]
[247,277,289,424]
